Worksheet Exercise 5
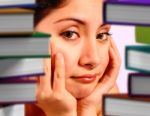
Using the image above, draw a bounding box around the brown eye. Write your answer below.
[96,32,111,41]
[60,31,79,40]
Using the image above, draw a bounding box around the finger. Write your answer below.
[94,47,120,95]
[103,47,120,83]
[110,38,121,61]
[53,52,66,93]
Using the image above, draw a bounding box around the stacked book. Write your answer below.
[0,1,51,116]
[103,0,150,115]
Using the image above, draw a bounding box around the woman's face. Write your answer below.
[36,0,111,98]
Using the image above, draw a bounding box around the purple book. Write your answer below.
[108,0,150,4]
[0,79,36,104]
[103,0,150,26]
[128,73,150,97]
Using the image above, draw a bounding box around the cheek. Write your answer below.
[51,39,81,77]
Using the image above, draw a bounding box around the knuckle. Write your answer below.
[36,90,51,102]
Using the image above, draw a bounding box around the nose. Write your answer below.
[79,40,100,69]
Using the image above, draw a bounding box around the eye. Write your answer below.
[60,31,79,40]
[96,32,111,41]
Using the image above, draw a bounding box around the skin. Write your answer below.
[26,0,121,116]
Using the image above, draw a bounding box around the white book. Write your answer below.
[0,104,24,116]
[128,73,150,96]
[0,32,50,57]
[0,8,34,35]
[0,58,45,79]
[0,0,35,7]
[103,94,150,116]
[0,80,36,104]
[104,1,150,26]
[126,45,150,73]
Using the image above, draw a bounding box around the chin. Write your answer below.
[66,83,96,99]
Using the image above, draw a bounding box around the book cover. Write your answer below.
[0,0,36,8]
[135,26,150,44]
[0,32,51,58]
[108,0,150,4]
[0,58,45,79]
[125,45,150,73]
[103,94,150,116]
[0,104,24,116]
[0,8,34,35]
[103,1,150,26]
[0,80,36,104]
[128,73,150,97]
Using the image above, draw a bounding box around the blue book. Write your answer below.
[125,45,150,73]
[103,1,150,26]
[0,0,36,8]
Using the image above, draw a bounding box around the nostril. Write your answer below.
[84,63,97,69]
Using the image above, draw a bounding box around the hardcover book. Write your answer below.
[103,1,150,26]
[108,0,150,4]
[0,8,34,35]
[128,73,150,97]
[125,45,150,73]
[103,94,150,116]
[0,0,36,8]
[0,104,24,116]
[0,80,36,104]
[135,26,150,44]
[0,32,50,58]
[0,58,45,79]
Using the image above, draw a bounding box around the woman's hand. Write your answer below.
[36,53,77,116]
[77,38,121,116]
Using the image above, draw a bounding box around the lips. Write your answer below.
[71,74,97,83]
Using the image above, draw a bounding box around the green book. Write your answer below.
[0,32,51,58]
[135,26,150,44]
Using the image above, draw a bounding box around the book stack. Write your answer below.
[0,1,50,116]
[103,0,150,115]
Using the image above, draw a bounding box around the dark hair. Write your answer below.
[35,0,67,25]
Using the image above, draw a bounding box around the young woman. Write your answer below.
[25,0,121,116]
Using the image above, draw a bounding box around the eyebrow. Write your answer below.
[54,17,108,27]
[54,18,85,25]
